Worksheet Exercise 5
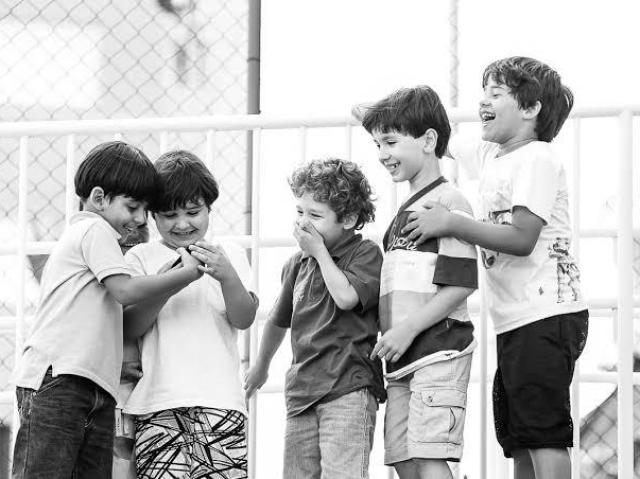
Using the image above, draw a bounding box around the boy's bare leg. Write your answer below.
[394,460,418,479]
[513,449,535,479]
[529,448,570,479]
[415,458,453,479]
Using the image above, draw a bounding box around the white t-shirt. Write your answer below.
[450,138,587,334]
[123,240,253,416]
[14,212,132,398]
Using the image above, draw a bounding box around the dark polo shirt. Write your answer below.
[271,232,386,417]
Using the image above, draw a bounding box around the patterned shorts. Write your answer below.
[135,407,247,479]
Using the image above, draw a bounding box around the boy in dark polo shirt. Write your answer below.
[244,158,385,479]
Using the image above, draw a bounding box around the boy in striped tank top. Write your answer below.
[362,86,478,479]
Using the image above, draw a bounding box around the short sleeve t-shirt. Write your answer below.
[449,138,587,333]
[123,240,253,416]
[380,178,478,379]
[14,212,132,398]
[270,233,385,417]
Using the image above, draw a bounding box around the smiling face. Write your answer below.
[295,192,350,249]
[101,194,148,238]
[479,78,536,146]
[153,198,209,249]
[371,129,438,190]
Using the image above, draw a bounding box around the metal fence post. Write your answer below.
[617,109,633,478]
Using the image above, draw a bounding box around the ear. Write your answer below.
[422,128,438,154]
[88,186,106,210]
[522,101,542,120]
[342,214,358,231]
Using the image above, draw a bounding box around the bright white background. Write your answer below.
[250,1,640,477]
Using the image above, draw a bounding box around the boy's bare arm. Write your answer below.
[123,257,186,339]
[313,249,359,310]
[123,289,181,339]
[244,320,288,399]
[103,248,202,306]
[404,203,543,256]
[190,241,258,330]
[371,285,475,363]
[351,102,374,122]
[293,221,359,310]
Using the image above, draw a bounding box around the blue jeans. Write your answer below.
[12,370,116,479]
[283,388,378,479]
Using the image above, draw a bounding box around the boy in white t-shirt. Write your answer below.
[12,141,202,479]
[123,150,258,478]
[402,57,589,479]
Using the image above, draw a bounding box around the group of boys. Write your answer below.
[12,55,587,479]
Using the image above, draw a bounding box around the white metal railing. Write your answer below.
[1,106,638,478]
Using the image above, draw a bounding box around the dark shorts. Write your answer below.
[493,310,588,457]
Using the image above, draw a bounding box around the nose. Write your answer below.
[479,97,490,108]
[378,145,390,162]
[133,209,146,226]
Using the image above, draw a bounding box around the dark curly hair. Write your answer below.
[483,56,574,142]
[288,158,375,231]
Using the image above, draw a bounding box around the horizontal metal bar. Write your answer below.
[0,106,638,138]
[0,227,637,256]
[256,371,640,395]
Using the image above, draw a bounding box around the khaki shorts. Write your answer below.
[384,353,472,465]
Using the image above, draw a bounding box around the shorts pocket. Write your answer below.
[36,373,67,395]
[410,388,467,445]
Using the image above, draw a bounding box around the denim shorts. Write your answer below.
[283,388,378,479]
[12,369,116,479]
[384,353,472,465]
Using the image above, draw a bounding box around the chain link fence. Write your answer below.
[0,0,249,464]
[580,357,640,478]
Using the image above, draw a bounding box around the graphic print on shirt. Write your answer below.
[548,237,582,302]
[480,209,512,269]
[292,273,308,306]
[386,211,438,254]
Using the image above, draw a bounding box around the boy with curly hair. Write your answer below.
[244,158,385,479]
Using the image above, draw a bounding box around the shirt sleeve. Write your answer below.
[433,190,478,289]
[511,148,560,224]
[341,240,383,313]
[448,134,486,181]
[81,222,132,282]
[124,245,147,276]
[269,256,299,328]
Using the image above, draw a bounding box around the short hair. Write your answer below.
[152,150,219,212]
[75,141,158,203]
[289,158,375,231]
[361,86,451,158]
[483,56,574,142]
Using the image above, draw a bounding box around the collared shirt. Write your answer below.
[271,232,385,417]
[14,211,132,399]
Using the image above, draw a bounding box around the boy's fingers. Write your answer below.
[370,342,381,360]
[406,229,420,241]
[401,220,417,233]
